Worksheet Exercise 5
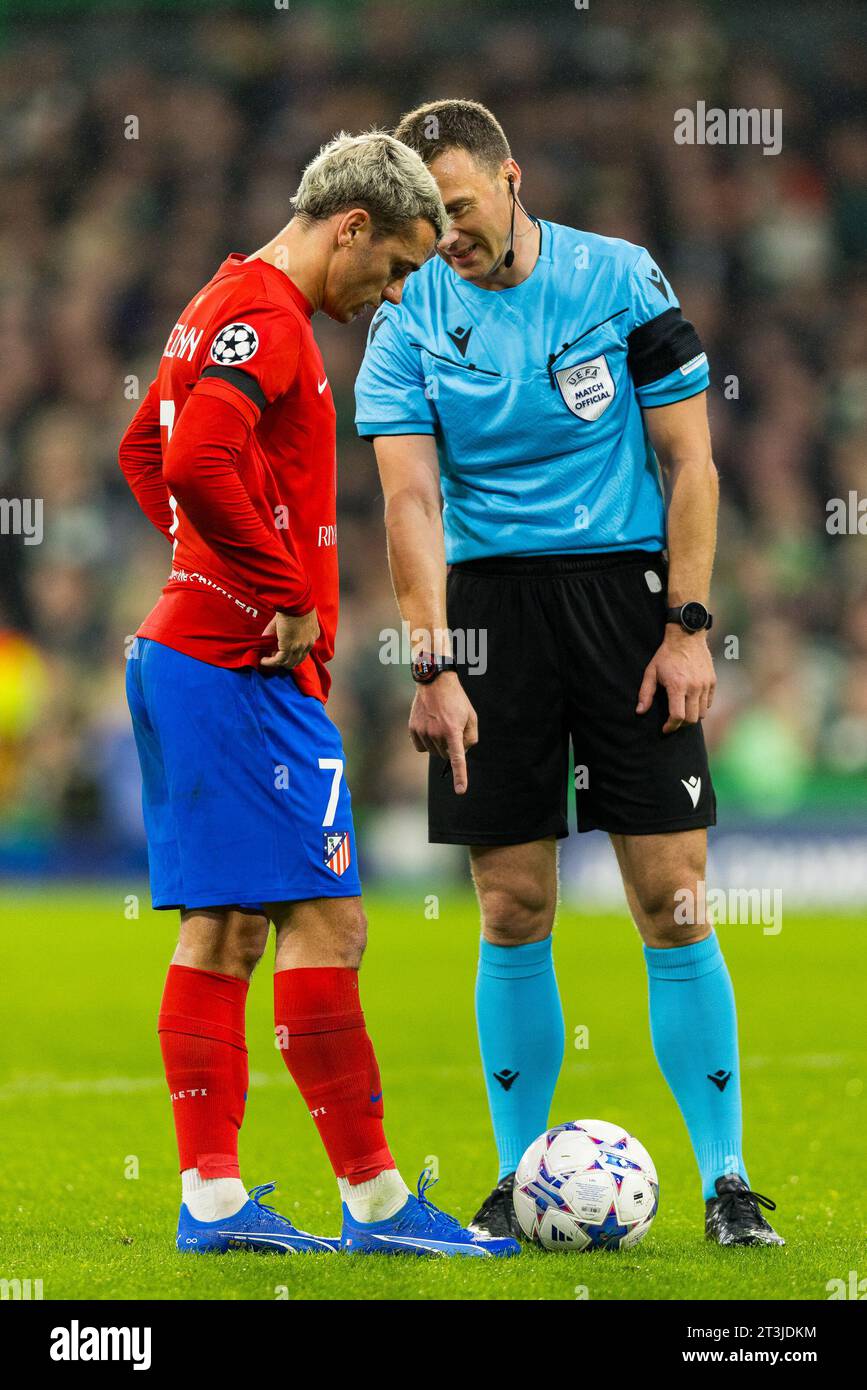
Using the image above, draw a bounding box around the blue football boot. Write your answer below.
[176,1182,339,1254]
[341,1170,521,1257]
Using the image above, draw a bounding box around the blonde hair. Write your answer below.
[292,130,447,240]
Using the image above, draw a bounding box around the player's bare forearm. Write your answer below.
[639,393,718,731]
[374,433,478,792]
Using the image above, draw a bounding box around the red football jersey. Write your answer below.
[118,254,338,702]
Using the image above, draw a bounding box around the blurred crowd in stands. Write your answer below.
[1,0,866,862]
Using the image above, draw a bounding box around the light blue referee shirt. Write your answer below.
[354,220,709,562]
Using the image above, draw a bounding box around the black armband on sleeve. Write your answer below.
[200,364,268,412]
[627,307,704,388]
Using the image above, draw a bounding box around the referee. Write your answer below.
[355,100,782,1248]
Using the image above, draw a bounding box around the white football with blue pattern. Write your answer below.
[514,1119,659,1251]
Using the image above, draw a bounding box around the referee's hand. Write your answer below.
[409,674,479,794]
[636,629,716,734]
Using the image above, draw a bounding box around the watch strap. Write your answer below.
[411,652,458,683]
[665,604,713,632]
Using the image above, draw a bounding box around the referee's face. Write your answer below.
[430,148,516,281]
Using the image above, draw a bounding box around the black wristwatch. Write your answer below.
[666,602,713,633]
[411,652,459,684]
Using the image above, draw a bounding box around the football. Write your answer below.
[513,1119,659,1251]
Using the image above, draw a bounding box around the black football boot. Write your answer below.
[469,1174,523,1240]
[705,1175,785,1246]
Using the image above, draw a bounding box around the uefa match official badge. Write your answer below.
[323,831,352,877]
[555,355,615,421]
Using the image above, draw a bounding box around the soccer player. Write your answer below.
[118,131,518,1259]
[355,102,783,1247]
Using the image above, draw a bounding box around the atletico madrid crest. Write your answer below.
[323,831,351,877]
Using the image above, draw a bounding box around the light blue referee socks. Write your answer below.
[644,933,748,1199]
[476,936,565,1180]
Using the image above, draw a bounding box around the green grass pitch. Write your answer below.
[1,887,863,1301]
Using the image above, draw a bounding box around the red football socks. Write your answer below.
[157,963,394,1188]
[273,967,395,1184]
[157,964,249,1179]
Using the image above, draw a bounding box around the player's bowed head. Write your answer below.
[249,130,448,325]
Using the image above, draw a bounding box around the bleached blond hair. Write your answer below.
[291,130,447,240]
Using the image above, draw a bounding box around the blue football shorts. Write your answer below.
[125,636,361,911]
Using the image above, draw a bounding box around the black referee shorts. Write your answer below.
[428,550,716,845]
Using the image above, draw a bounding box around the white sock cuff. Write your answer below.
[339,1168,410,1223]
[181,1169,248,1221]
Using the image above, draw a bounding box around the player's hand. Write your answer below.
[259,608,320,669]
[636,629,716,734]
[409,673,478,794]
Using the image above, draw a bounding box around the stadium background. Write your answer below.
[1,0,866,1308]
[1,0,866,905]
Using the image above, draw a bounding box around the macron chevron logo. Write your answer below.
[681,775,701,808]
[446,325,473,357]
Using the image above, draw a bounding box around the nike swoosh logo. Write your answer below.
[370,1091,383,1103]
[317,378,329,394]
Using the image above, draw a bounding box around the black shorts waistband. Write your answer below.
[450,549,666,579]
